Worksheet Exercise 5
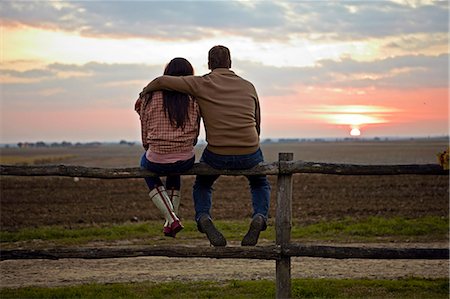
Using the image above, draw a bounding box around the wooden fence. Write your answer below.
[1,153,448,299]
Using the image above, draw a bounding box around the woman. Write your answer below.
[135,58,200,238]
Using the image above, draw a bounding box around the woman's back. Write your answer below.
[139,90,199,154]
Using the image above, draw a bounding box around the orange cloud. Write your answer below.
[306,105,400,126]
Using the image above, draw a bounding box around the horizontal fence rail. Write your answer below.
[0,162,447,178]
[1,245,448,261]
[0,245,282,261]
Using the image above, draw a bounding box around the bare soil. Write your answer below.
[1,174,448,230]
[1,247,448,288]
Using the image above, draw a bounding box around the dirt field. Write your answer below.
[1,174,448,230]
[1,139,448,230]
[1,140,449,288]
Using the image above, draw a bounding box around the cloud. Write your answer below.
[385,33,448,51]
[1,1,447,41]
[1,62,164,110]
[238,53,448,95]
[0,1,286,40]
[285,1,448,40]
[1,68,54,79]
[1,53,447,117]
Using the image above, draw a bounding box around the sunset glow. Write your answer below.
[0,1,448,143]
[304,105,399,136]
[350,128,361,136]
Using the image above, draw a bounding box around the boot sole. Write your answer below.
[199,218,227,247]
[241,216,265,246]
[164,221,184,238]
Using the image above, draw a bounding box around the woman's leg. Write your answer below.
[140,153,183,237]
[140,153,164,189]
[166,176,181,214]
[164,157,194,216]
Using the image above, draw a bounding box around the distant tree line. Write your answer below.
[17,141,103,148]
[16,140,136,148]
[119,140,135,146]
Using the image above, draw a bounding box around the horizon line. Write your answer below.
[1,135,449,146]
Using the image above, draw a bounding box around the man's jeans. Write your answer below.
[140,153,195,190]
[193,148,271,222]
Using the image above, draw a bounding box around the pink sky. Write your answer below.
[262,86,448,138]
[1,1,448,143]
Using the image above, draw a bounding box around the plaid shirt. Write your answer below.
[137,91,200,154]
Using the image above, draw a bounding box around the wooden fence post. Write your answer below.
[276,153,294,299]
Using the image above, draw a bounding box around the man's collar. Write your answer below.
[211,68,234,74]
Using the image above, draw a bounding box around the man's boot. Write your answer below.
[197,215,227,247]
[149,186,183,237]
[241,214,267,246]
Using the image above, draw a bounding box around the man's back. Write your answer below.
[192,68,260,155]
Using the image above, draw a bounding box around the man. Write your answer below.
[140,45,271,246]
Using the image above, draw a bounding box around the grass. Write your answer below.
[0,278,448,298]
[0,154,76,165]
[1,216,447,247]
[290,216,449,242]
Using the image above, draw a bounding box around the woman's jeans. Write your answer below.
[193,148,271,222]
[140,154,195,191]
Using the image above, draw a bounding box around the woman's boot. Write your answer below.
[149,186,183,237]
[168,189,181,215]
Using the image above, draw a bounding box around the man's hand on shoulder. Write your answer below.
[141,76,163,97]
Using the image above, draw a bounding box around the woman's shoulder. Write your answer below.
[145,91,163,105]
[186,95,195,102]
[151,90,163,98]
[189,95,200,106]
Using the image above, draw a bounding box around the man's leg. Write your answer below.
[247,175,271,218]
[193,174,226,246]
[192,174,219,221]
[241,174,271,246]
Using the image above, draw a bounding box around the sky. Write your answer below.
[0,0,448,143]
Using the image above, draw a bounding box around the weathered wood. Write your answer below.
[0,163,278,178]
[283,161,447,175]
[276,154,293,245]
[2,244,446,261]
[276,258,291,298]
[0,245,281,261]
[1,161,447,179]
[282,244,449,260]
[276,153,293,299]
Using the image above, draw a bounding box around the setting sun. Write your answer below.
[350,128,361,136]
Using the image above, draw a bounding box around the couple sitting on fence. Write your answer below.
[134,45,271,247]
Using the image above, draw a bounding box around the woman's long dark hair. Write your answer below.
[163,58,194,129]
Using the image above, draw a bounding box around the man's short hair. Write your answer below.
[208,45,231,70]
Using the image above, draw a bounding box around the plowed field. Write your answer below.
[1,139,448,230]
